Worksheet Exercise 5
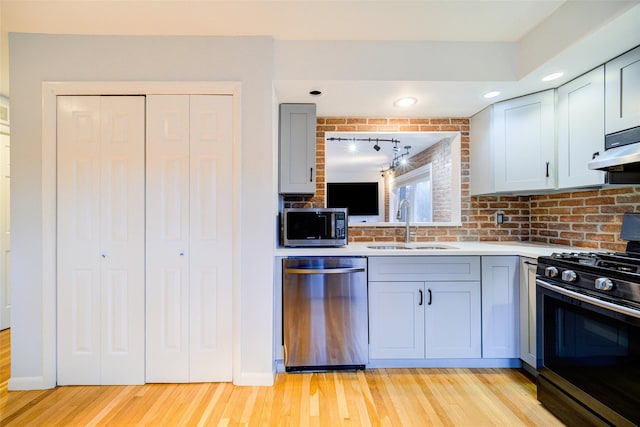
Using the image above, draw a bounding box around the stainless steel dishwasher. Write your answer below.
[283,257,368,372]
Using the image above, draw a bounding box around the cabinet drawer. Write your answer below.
[368,256,480,282]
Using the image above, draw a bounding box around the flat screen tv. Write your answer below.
[326,182,379,216]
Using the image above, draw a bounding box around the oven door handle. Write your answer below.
[537,279,640,320]
[286,267,365,275]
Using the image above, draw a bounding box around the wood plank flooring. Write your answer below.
[0,329,563,426]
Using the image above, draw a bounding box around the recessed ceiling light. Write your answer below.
[483,90,501,99]
[542,72,564,82]
[309,90,322,97]
[394,97,417,107]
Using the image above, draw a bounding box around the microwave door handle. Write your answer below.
[331,212,336,238]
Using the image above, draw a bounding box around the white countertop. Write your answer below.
[274,241,579,259]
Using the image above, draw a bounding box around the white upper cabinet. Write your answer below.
[279,103,316,194]
[557,66,606,188]
[469,106,494,196]
[470,90,556,195]
[605,45,640,134]
[493,90,556,193]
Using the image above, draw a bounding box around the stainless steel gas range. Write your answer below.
[536,214,640,427]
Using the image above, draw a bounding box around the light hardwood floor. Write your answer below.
[0,329,562,426]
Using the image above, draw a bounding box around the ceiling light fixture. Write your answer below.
[542,72,564,82]
[393,97,417,108]
[309,90,322,97]
[483,90,501,99]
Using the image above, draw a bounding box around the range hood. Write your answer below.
[588,126,640,184]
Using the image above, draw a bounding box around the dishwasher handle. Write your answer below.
[285,267,366,275]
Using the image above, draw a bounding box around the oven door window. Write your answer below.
[542,293,640,423]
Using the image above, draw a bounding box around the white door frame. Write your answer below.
[39,81,241,389]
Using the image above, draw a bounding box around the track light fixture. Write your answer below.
[380,145,412,175]
[326,137,411,176]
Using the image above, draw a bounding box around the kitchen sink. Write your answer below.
[413,244,457,250]
[366,244,457,250]
[366,244,414,250]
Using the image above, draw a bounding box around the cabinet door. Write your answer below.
[519,257,537,368]
[469,106,494,196]
[0,128,9,331]
[279,103,316,194]
[605,45,640,134]
[557,66,605,188]
[369,282,425,359]
[146,95,233,383]
[425,281,481,359]
[146,95,191,382]
[493,90,555,192]
[57,96,145,385]
[481,256,519,358]
[187,95,233,382]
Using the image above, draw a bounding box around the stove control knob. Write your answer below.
[595,278,614,291]
[545,266,559,278]
[562,270,577,282]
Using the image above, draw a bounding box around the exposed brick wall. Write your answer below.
[530,187,640,252]
[281,115,640,247]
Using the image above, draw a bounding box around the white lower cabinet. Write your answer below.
[369,282,425,359]
[481,256,519,358]
[368,256,481,360]
[425,282,481,358]
[519,257,538,368]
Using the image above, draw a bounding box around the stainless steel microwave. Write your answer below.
[281,208,348,247]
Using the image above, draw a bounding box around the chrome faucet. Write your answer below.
[397,199,411,243]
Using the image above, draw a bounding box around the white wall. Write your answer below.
[9,34,276,387]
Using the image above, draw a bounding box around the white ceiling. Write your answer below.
[2,1,640,117]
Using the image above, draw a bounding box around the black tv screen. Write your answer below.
[327,182,379,216]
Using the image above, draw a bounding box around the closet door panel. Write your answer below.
[188,95,233,381]
[146,95,190,382]
[99,96,145,384]
[57,96,102,385]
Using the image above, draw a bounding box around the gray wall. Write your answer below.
[9,33,276,385]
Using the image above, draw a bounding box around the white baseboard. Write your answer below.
[8,376,55,391]
[233,371,276,386]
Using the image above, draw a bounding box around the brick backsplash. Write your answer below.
[530,187,640,252]
[282,116,640,248]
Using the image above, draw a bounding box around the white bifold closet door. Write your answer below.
[146,95,233,382]
[57,96,145,385]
